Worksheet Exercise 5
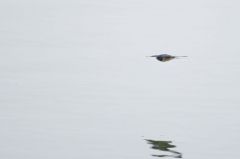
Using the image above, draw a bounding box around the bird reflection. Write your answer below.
[145,139,182,158]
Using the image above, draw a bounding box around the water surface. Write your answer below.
[0,0,240,159]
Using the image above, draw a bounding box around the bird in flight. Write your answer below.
[148,54,187,62]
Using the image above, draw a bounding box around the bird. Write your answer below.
[148,54,187,62]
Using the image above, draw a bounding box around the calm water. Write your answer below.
[1,0,240,159]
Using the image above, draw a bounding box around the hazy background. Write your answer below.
[0,0,240,158]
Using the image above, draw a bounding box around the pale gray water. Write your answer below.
[1,0,240,159]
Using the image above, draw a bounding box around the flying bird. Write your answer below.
[148,54,187,62]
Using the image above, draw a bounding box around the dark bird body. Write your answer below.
[149,54,187,62]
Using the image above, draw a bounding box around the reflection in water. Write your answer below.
[145,139,182,158]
